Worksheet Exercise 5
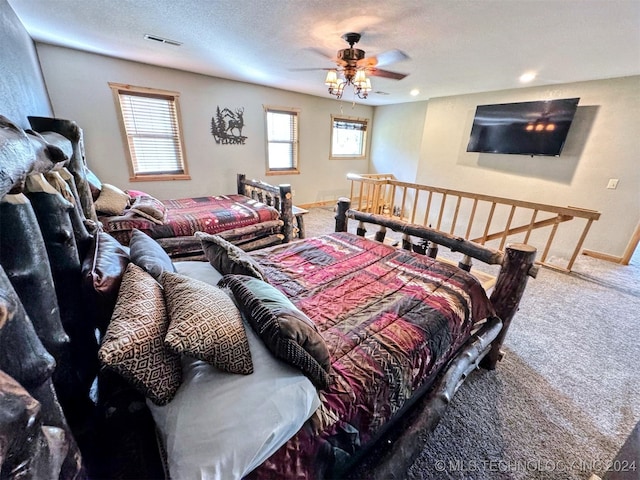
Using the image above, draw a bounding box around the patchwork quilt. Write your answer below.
[247,232,496,479]
[99,194,279,245]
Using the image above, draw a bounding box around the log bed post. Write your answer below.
[335,197,351,232]
[481,243,538,369]
[278,183,294,243]
[236,173,246,195]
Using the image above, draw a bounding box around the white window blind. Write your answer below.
[265,107,299,172]
[330,115,368,159]
[110,83,188,179]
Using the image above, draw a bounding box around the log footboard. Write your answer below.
[334,198,537,477]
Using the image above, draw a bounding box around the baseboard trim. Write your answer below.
[296,199,338,209]
[582,249,623,264]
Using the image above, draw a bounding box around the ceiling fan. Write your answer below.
[298,32,409,99]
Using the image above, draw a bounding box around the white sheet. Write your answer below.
[148,261,320,480]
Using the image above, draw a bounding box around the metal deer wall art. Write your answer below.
[211,106,247,145]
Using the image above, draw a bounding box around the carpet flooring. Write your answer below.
[302,206,639,480]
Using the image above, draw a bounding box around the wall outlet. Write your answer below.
[606,178,619,189]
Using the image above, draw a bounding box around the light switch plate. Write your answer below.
[607,179,619,189]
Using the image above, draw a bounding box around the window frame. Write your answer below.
[329,115,369,160]
[109,82,190,182]
[263,105,300,176]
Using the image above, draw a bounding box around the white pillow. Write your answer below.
[148,261,320,480]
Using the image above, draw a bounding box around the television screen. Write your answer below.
[466,98,580,156]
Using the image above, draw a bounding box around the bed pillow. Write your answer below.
[81,231,131,333]
[129,195,167,225]
[95,183,130,216]
[125,189,148,199]
[147,317,320,480]
[196,232,267,282]
[129,229,176,280]
[98,263,182,406]
[220,274,331,389]
[161,272,253,374]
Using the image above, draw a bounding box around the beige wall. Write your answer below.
[31,40,640,259]
[370,102,427,183]
[370,76,640,259]
[35,43,373,205]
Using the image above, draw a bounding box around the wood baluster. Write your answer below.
[458,254,473,272]
[374,226,387,243]
[402,233,412,251]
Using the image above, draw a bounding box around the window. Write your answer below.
[330,115,368,160]
[109,83,189,181]
[264,106,299,174]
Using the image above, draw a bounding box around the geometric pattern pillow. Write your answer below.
[94,183,130,216]
[161,271,253,375]
[195,231,268,282]
[220,274,332,389]
[98,264,182,406]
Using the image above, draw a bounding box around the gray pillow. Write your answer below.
[129,229,176,280]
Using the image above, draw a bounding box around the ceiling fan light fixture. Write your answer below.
[326,69,370,100]
[324,70,338,87]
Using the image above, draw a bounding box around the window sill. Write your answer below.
[130,174,191,182]
[265,170,300,176]
[329,156,367,161]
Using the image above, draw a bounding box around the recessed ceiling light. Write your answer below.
[519,72,536,83]
[410,89,420,96]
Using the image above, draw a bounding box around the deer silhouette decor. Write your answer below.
[211,106,247,145]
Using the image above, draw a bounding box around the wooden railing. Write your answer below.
[348,173,601,272]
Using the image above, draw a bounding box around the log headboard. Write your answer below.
[1,115,165,478]
[1,115,87,477]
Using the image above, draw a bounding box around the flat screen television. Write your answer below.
[466,98,580,156]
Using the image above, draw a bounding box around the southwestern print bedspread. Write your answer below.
[247,232,496,479]
[99,194,279,245]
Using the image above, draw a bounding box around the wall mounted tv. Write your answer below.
[466,98,580,156]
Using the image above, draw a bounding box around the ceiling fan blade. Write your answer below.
[368,68,408,80]
[306,47,335,61]
[289,67,335,72]
[358,49,409,68]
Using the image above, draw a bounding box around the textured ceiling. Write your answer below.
[8,0,640,105]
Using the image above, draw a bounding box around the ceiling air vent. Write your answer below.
[144,34,182,46]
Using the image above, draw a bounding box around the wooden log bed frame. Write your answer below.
[0,114,538,479]
[332,198,538,478]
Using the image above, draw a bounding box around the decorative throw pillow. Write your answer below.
[220,274,331,389]
[94,183,130,216]
[44,170,76,204]
[98,264,181,406]
[81,231,131,333]
[161,272,253,374]
[128,195,167,225]
[125,189,148,199]
[129,229,176,280]
[196,232,267,282]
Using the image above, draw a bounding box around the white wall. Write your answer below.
[370,76,640,259]
[35,43,373,205]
